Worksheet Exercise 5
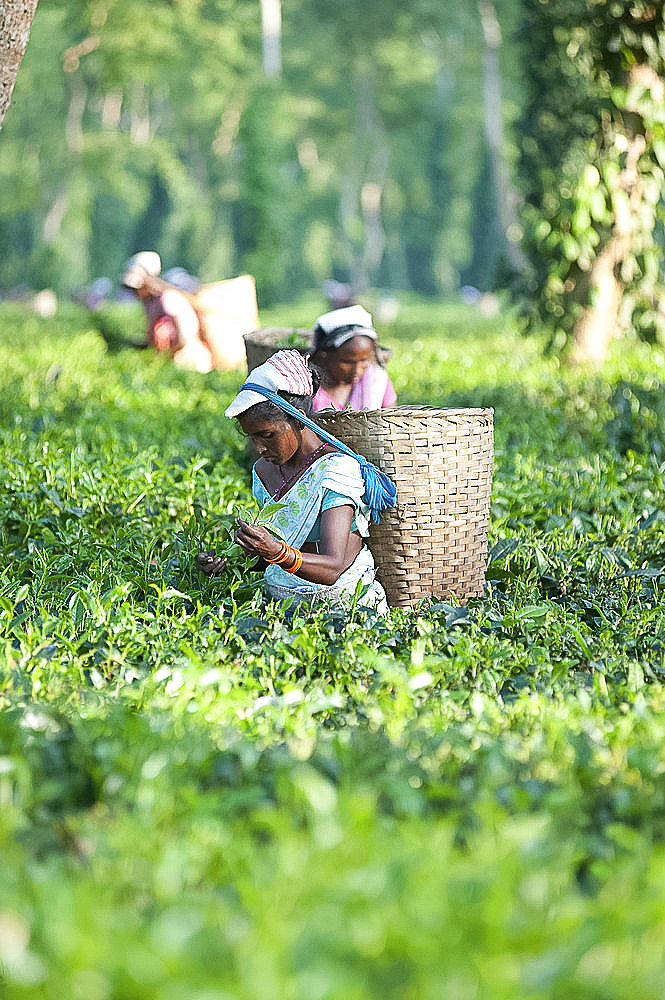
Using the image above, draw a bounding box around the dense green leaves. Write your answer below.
[1,300,665,993]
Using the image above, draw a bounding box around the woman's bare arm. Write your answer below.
[234,505,360,586]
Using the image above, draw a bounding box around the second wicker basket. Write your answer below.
[315,406,494,607]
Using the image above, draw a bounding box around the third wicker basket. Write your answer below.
[315,406,494,607]
[242,326,394,373]
[243,327,311,373]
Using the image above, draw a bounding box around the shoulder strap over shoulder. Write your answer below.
[241,382,397,522]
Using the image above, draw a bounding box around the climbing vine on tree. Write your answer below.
[517,0,665,363]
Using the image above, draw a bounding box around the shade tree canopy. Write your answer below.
[3,0,663,353]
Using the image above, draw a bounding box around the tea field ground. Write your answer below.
[2,297,665,997]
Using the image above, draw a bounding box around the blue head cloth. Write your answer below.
[239,382,397,523]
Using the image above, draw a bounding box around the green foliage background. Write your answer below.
[0,0,522,304]
[3,0,665,353]
[2,300,665,995]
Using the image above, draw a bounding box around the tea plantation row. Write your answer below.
[1,300,665,998]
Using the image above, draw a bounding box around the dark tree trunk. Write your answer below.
[0,0,39,129]
[478,0,527,275]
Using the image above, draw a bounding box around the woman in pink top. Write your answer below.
[310,305,397,412]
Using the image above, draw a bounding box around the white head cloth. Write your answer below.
[122,251,162,289]
[225,349,313,418]
[312,304,377,351]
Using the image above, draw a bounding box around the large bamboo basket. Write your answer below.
[315,406,494,607]
[243,327,311,373]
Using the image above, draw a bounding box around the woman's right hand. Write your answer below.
[234,519,284,561]
[195,550,227,576]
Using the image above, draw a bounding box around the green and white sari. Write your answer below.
[252,453,388,613]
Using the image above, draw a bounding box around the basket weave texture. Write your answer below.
[243,327,311,373]
[315,406,494,607]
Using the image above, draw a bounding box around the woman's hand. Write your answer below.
[233,507,360,586]
[234,518,284,561]
[195,550,228,576]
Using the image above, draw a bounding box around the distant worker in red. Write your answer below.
[122,251,214,373]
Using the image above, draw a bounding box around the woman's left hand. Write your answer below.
[234,518,284,561]
[195,550,228,576]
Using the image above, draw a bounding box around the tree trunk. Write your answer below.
[43,75,88,244]
[340,66,389,294]
[478,0,526,274]
[260,0,281,79]
[356,72,388,292]
[0,0,39,130]
[570,137,644,366]
[569,231,631,366]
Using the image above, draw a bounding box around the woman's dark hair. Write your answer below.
[243,359,323,425]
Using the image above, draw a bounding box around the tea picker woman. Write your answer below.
[122,251,214,373]
[310,304,397,412]
[196,350,396,612]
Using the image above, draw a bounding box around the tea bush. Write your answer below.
[1,299,665,997]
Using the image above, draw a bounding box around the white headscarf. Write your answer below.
[122,251,162,289]
[312,304,377,352]
[225,350,313,418]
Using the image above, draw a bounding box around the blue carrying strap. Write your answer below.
[241,382,397,523]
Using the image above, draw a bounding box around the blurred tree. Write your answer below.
[0,0,39,129]
[234,81,296,306]
[288,0,516,296]
[0,0,259,293]
[517,0,665,364]
[477,0,526,280]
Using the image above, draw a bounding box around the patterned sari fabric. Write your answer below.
[252,453,388,613]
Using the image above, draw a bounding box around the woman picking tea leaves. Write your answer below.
[196,351,396,611]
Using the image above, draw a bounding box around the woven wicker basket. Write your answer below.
[243,327,311,372]
[315,406,494,607]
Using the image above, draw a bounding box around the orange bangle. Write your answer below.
[284,548,303,574]
[274,546,294,565]
[266,542,289,564]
